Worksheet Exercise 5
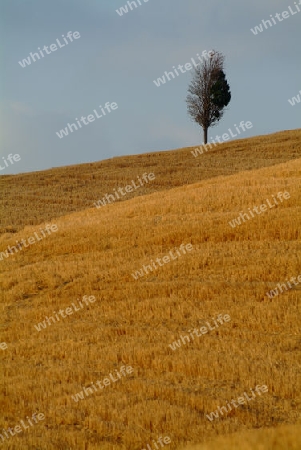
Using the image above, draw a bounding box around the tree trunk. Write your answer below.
[203,127,208,144]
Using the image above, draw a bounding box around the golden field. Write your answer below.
[0,129,301,449]
[181,424,301,450]
[1,129,300,234]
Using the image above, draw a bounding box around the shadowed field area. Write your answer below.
[0,131,300,449]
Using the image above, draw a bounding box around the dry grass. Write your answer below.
[181,424,301,450]
[0,130,300,449]
[0,129,300,234]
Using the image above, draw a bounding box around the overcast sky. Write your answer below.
[1,0,300,174]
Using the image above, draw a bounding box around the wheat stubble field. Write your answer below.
[1,129,300,234]
[0,130,301,449]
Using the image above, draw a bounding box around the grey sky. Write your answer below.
[1,0,300,174]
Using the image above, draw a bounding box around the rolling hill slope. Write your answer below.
[0,129,300,234]
[0,150,300,449]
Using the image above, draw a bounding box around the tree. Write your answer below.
[186,50,231,144]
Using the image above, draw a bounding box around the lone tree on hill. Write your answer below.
[186,50,231,144]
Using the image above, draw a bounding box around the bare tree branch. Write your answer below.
[186,50,231,144]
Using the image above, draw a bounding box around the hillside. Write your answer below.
[0,129,300,234]
[0,145,300,449]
